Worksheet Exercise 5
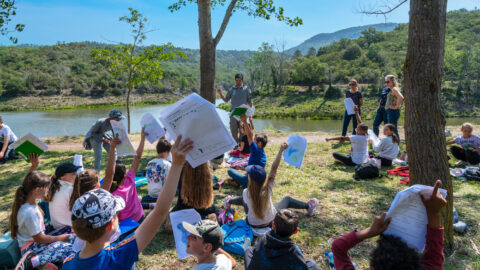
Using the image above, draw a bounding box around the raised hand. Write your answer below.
[110,137,121,149]
[280,142,289,151]
[367,213,391,237]
[420,180,446,228]
[28,153,40,172]
[171,135,194,166]
[141,127,148,140]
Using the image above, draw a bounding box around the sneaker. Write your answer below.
[15,251,35,270]
[307,198,319,217]
[455,161,468,167]
[224,195,233,208]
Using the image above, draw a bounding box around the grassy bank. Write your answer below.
[0,133,479,269]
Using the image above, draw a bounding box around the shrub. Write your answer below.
[324,84,342,99]
[71,83,85,96]
[343,44,362,60]
[3,77,28,97]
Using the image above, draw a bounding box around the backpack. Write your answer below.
[465,167,480,181]
[221,220,253,256]
[218,208,235,226]
[354,162,379,179]
[0,232,21,268]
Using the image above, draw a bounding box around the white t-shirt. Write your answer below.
[0,124,17,143]
[349,135,369,164]
[16,203,45,248]
[373,136,399,160]
[243,187,276,226]
[49,180,74,229]
[146,158,171,198]
[193,254,232,270]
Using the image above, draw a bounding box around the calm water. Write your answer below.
[2,100,478,138]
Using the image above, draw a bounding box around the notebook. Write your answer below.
[12,133,48,162]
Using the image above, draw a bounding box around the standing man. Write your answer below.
[83,109,124,172]
[0,116,18,164]
[217,73,253,145]
[372,86,391,137]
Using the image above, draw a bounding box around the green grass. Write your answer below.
[0,138,479,269]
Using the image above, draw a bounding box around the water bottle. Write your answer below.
[325,251,334,267]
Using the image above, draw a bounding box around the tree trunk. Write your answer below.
[126,86,132,134]
[404,0,453,250]
[197,0,216,104]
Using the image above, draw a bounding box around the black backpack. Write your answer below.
[354,162,379,180]
[465,167,480,181]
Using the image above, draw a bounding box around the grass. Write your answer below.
[1,136,479,269]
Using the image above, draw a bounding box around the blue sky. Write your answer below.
[3,0,479,50]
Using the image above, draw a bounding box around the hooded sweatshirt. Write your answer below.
[246,230,314,270]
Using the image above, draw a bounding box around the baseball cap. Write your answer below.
[109,109,125,119]
[182,220,224,250]
[54,162,81,179]
[71,189,125,228]
[246,165,267,184]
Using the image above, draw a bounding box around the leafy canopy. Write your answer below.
[0,0,25,43]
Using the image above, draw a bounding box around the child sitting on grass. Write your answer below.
[62,135,194,270]
[228,114,268,188]
[371,123,400,166]
[142,138,172,206]
[446,122,480,166]
[229,121,251,158]
[182,219,236,269]
[13,154,75,270]
[244,209,318,270]
[332,180,446,270]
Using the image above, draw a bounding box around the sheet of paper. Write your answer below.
[140,113,166,144]
[110,120,136,156]
[367,130,381,148]
[246,105,255,117]
[160,93,237,168]
[384,185,447,252]
[283,135,307,168]
[169,209,202,259]
[344,98,356,115]
[73,154,84,173]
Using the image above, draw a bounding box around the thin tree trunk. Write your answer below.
[198,0,216,103]
[126,86,132,134]
[404,0,453,250]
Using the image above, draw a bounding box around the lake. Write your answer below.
[2,100,477,138]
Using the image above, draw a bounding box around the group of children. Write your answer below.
[6,107,456,270]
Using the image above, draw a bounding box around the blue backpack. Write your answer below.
[221,220,253,256]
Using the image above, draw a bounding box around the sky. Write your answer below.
[2,0,479,50]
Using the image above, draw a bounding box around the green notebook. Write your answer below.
[12,133,48,162]
[231,106,248,117]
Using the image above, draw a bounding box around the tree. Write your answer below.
[342,44,362,60]
[168,0,302,103]
[273,39,288,92]
[306,47,317,58]
[293,49,302,59]
[250,42,276,90]
[92,8,184,133]
[0,0,25,43]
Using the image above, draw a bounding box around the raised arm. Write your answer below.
[135,135,194,252]
[130,128,147,174]
[267,143,288,185]
[101,137,121,191]
[241,114,253,145]
[217,88,229,102]
[28,153,39,173]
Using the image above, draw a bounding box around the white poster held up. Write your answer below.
[73,154,84,173]
[110,120,136,156]
[140,113,166,144]
[169,209,202,259]
[367,130,381,148]
[283,135,307,168]
[160,93,237,168]
[384,185,447,252]
[344,98,356,115]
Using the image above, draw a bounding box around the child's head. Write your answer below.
[383,124,399,144]
[9,171,50,238]
[254,134,268,149]
[246,165,269,220]
[180,163,213,209]
[183,220,224,256]
[355,123,368,135]
[71,189,125,243]
[272,209,299,238]
[156,138,172,157]
[46,162,81,202]
[461,122,473,137]
[370,234,421,270]
[110,160,126,193]
[69,169,100,211]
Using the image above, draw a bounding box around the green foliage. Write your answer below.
[342,43,362,60]
[0,0,25,43]
[4,76,28,96]
[324,84,342,99]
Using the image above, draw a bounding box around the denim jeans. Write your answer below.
[91,139,111,173]
[373,107,387,136]
[228,168,249,188]
[386,109,401,139]
[341,110,359,136]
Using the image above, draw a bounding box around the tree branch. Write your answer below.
[214,0,237,47]
[358,0,408,22]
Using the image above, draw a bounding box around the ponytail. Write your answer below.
[45,175,61,202]
[69,169,99,211]
[385,124,399,144]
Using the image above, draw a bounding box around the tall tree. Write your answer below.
[0,0,25,43]
[274,39,288,93]
[92,8,184,133]
[168,0,302,103]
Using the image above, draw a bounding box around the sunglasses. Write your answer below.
[385,81,391,84]
[349,83,356,86]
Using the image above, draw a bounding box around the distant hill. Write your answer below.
[287,23,399,55]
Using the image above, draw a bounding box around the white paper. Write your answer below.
[160,93,237,168]
[140,113,166,144]
[246,105,255,117]
[73,154,84,173]
[110,120,136,156]
[169,209,202,259]
[384,185,447,252]
[367,130,381,148]
[344,98,356,115]
[283,135,307,168]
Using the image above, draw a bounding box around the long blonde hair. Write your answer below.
[385,75,400,90]
[181,163,213,209]
[247,178,271,220]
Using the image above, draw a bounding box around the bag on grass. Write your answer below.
[0,232,21,268]
[221,220,253,256]
[354,162,379,179]
[465,167,480,181]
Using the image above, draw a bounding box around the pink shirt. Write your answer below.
[112,170,144,222]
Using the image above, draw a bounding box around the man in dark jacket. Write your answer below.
[244,209,318,270]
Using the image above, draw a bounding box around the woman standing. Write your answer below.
[341,79,363,136]
[384,75,404,139]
